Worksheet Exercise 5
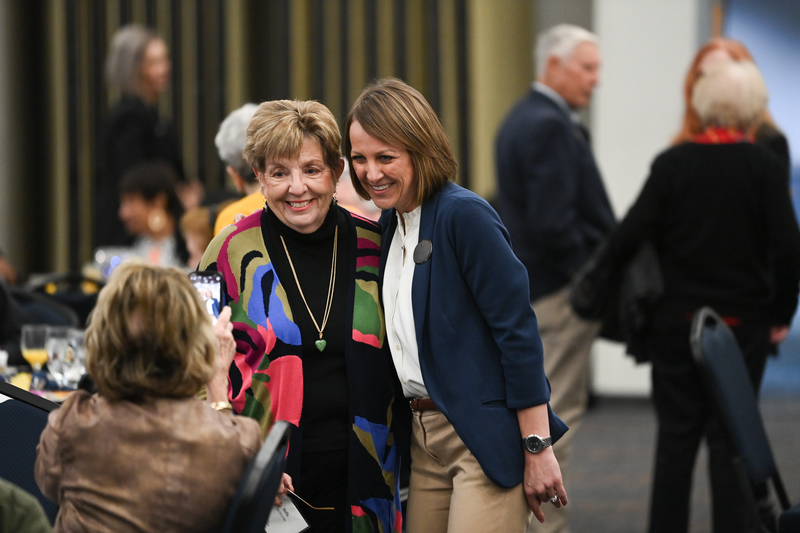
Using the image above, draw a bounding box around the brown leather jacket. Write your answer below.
[35,391,261,533]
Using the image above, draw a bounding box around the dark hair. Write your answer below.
[119,162,182,215]
[118,162,188,264]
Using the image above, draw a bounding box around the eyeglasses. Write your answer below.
[287,489,334,511]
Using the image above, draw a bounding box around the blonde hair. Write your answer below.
[243,100,342,175]
[672,38,776,144]
[691,60,767,131]
[344,78,458,205]
[85,261,217,402]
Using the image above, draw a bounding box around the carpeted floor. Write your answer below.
[564,347,800,533]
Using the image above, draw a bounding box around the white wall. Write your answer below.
[589,0,708,396]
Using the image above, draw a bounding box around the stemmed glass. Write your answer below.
[64,328,87,388]
[20,324,49,371]
[46,326,71,388]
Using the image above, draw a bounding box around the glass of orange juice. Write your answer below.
[21,324,49,371]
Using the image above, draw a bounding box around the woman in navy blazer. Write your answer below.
[344,78,568,532]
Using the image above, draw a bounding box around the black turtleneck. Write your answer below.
[262,205,350,452]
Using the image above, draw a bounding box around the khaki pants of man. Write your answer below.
[526,286,600,533]
[405,410,531,533]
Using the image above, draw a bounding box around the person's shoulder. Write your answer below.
[499,101,571,144]
[0,478,51,533]
[438,181,488,204]
[58,389,93,410]
[107,96,150,122]
[220,209,262,238]
[436,183,498,225]
[665,140,775,162]
[742,141,787,178]
[344,205,381,232]
[48,390,99,428]
[214,193,263,234]
[501,90,564,126]
[653,141,708,164]
[341,206,385,252]
[203,210,264,270]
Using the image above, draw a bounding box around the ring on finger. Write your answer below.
[550,496,559,504]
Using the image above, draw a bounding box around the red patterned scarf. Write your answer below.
[693,126,754,144]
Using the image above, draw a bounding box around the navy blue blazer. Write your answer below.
[495,88,615,302]
[379,182,568,488]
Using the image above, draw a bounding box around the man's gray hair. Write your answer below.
[105,24,159,97]
[692,60,767,130]
[215,103,259,182]
[535,24,599,78]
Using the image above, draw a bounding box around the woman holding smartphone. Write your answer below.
[36,262,260,532]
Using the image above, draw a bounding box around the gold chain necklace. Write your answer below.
[280,225,338,351]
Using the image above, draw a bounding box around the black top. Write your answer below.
[606,141,800,327]
[754,122,791,181]
[263,205,350,452]
[95,96,185,247]
[0,279,26,366]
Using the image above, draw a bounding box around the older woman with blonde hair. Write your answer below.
[600,60,800,533]
[35,261,261,533]
[345,78,567,533]
[673,38,789,173]
[199,99,405,533]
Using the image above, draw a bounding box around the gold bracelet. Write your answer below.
[211,401,232,411]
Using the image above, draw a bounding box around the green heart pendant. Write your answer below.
[315,339,327,352]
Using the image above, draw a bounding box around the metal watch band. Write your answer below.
[522,434,553,454]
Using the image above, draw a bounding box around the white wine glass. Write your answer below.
[46,326,71,388]
[64,328,87,388]
[21,324,49,371]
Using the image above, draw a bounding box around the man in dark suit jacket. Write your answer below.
[495,24,615,533]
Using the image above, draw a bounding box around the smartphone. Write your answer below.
[189,271,226,321]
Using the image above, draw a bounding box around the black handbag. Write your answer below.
[569,239,664,361]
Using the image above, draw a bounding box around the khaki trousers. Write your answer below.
[527,286,600,533]
[405,410,531,533]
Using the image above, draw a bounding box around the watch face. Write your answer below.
[525,436,544,453]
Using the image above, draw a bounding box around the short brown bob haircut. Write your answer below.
[344,78,458,207]
[243,99,342,177]
[85,261,217,402]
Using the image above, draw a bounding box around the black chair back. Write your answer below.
[222,420,291,533]
[691,306,799,532]
[0,381,60,524]
[691,307,777,485]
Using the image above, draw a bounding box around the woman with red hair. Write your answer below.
[673,38,789,172]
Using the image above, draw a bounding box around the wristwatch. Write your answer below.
[522,434,552,454]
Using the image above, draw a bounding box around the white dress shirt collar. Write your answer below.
[533,81,582,125]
